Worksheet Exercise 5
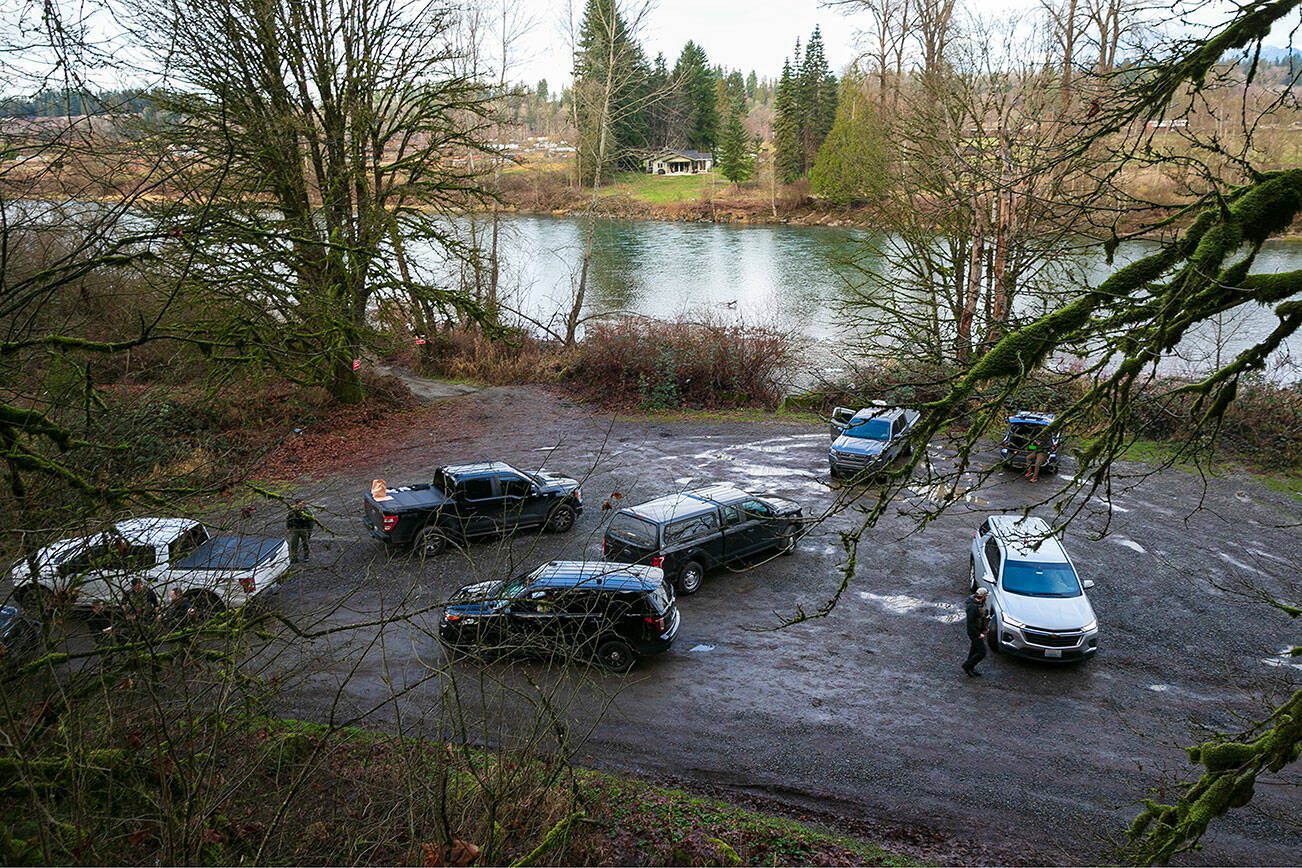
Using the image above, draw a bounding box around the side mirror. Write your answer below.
[984,573,996,586]
[531,485,541,496]
[1083,579,1095,590]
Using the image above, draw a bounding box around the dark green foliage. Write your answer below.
[672,41,719,151]
[715,94,753,186]
[774,30,838,183]
[810,71,890,206]
[573,0,652,181]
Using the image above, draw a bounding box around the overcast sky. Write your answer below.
[505,0,1300,91]
[509,0,863,89]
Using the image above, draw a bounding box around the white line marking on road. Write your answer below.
[1112,538,1147,554]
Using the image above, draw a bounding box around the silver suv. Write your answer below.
[969,515,1098,662]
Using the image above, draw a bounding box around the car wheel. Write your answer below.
[828,465,842,480]
[415,526,448,559]
[184,591,225,618]
[779,525,798,556]
[675,561,705,595]
[902,443,913,458]
[987,628,1000,654]
[595,638,635,673]
[545,504,576,533]
[968,559,977,593]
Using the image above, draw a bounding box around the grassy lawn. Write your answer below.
[603,170,717,204]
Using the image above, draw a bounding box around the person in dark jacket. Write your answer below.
[962,586,991,677]
[286,498,315,563]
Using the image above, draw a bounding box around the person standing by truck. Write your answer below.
[286,498,315,563]
[962,587,991,677]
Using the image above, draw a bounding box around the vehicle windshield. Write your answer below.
[843,418,891,441]
[1001,560,1081,597]
[494,576,529,599]
[608,512,658,548]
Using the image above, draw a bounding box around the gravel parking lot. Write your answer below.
[256,385,1300,864]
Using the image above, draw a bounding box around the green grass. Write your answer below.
[602,170,717,204]
[1119,437,1302,497]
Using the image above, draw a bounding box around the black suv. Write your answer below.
[602,484,803,595]
[439,561,679,672]
[363,462,582,557]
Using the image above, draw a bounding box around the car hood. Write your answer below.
[998,590,1095,631]
[446,580,509,616]
[530,470,580,493]
[830,436,888,457]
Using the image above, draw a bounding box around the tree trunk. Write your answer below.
[957,191,984,361]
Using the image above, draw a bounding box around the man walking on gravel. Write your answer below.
[286,498,315,564]
[962,586,991,677]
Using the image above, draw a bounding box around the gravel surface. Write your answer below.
[249,384,1300,865]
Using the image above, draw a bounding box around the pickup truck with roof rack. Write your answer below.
[363,461,583,558]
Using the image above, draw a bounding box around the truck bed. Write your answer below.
[175,536,285,572]
[366,484,448,513]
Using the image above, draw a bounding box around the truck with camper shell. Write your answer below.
[603,484,802,595]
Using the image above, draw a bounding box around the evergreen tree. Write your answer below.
[810,71,889,206]
[773,53,803,183]
[798,26,838,175]
[572,0,650,182]
[745,70,758,99]
[646,52,671,147]
[716,94,753,186]
[536,79,548,102]
[672,41,718,150]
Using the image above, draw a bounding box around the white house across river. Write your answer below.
[643,148,714,175]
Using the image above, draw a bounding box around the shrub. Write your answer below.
[569,316,796,410]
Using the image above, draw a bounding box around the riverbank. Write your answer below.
[494,164,1302,237]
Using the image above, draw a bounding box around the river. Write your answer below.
[424,213,1302,383]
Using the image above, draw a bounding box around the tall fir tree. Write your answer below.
[773,50,803,183]
[716,93,753,185]
[672,41,719,151]
[798,26,838,175]
[573,0,651,183]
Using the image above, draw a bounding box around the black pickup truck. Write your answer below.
[603,483,802,595]
[363,461,583,558]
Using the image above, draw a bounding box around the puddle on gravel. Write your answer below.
[1262,648,1302,671]
[1111,538,1147,554]
[857,590,963,623]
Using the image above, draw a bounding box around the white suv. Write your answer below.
[969,515,1099,662]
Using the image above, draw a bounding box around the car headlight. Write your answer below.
[1000,611,1026,628]
[573,488,582,502]
[1080,618,1097,633]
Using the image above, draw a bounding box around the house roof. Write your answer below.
[648,148,713,162]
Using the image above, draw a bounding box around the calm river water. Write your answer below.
[429,214,1302,382]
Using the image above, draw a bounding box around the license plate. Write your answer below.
[1044,649,1062,658]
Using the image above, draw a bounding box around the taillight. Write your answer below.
[602,537,608,556]
[651,555,664,569]
[239,576,256,593]
[644,615,666,632]
[444,612,461,622]
[382,515,399,532]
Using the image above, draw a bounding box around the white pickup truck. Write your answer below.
[11,517,290,614]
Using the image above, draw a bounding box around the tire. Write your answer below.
[675,560,705,596]
[594,637,635,673]
[545,504,576,534]
[778,524,798,556]
[414,526,448,559]
[968,559,977,593]
[987,625,1000,654]
[902,443,914,458]
[184,591,225,618]
[829,465,843,480]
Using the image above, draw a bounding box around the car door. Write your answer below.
[54,536,115,604]
[664,510,725,569]
[723,501,767,559]
[980,536,1002,590]
[829,406,856,438]
[458,475,505,536]
[499,471,542,529]
[508,586,566,654]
